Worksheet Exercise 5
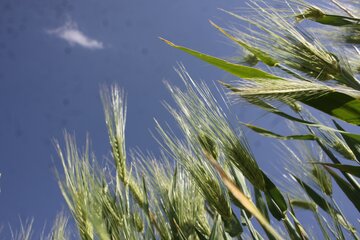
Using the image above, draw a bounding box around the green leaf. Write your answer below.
[283,216,302,240]
[263,173,287,220]
[288,201,309,240]
[254,188,270,222]
[310,93,359,124]
[265,192,285,221]
[314,137,360,191]
[254,189,276,240]
[303,92,360,126]
[162,38,360,125]
[241,211,264,240]
[264,174,287,213]
[223,81,360,126]
[333,121,360,163]
[314,163,360,178]
[223,212,242,237]
[290,200,317,211]
[243,123,317,141]
[210,21,278,67]
[315,15,359,26]
[238,98,360,138]
[324,166,360,212]
[160,38,282,80]
[248,100,313,124]
[207,156,283,240]
[297,7,360,26]
[209,215,226,240]
[293,175,331,213]
[293,176,354,233]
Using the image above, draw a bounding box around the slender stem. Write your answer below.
[330,0,355,18]
[312,209,331,240]
[203,150,283,240]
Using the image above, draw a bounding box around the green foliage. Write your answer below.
[15,0,360,239]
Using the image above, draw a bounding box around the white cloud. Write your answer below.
[47,20,104,50]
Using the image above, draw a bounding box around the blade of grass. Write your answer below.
[297,7,360,26]
[262,173,287,218]
[283,215,302,240]
[309,130,360,190]
[223,82,360,126]
[160,38,282,80]
[203,150,283,240]
[293,175,332,214]
[209,215,226,240]
[324,166,360,212]
[333,120,360,163]
[242,123,317,141]
[254,188,270,222]
[313,163,360,178]
[288,202,309,240]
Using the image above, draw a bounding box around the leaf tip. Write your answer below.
[159,37,176,47]
[218,80,231,88]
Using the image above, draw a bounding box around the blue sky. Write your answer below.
[0,0,244,236]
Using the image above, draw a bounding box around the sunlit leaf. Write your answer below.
[160,38,282,80]
[304,94,360,126]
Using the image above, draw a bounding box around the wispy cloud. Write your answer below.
[47,20,104,50]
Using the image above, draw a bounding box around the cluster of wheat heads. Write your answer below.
[13,0,360,239]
